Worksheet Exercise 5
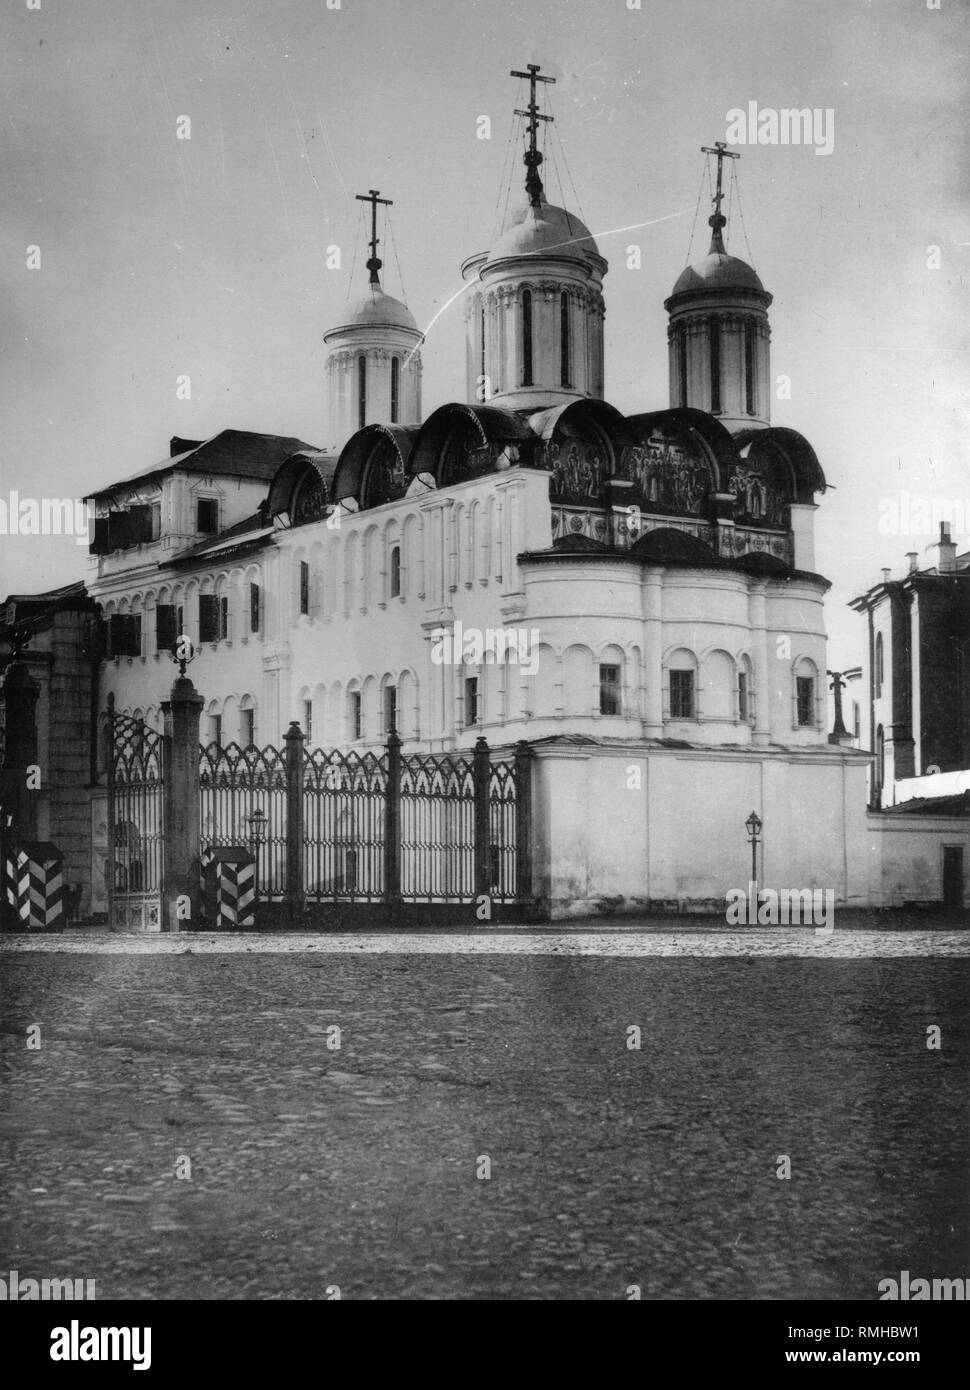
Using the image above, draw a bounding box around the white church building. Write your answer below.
[82,72,964,918]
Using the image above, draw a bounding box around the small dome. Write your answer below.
[328,286,419,335]
[670,249,765,298]
[487,201,600,265]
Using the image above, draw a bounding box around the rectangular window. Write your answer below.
[796,675,815,727]
[210,714,222,748]
[709,320,721,413]
[390,356,400,424]
[670,669,695,719]
[384,685,397,736]
[464,676,479,727]
[349,691,362,742]
[521,290,533,387]
[219,595,229,641]
[389,546,401,599]
[560,292,571,387]
[738,671,749,722]
[109,613,142,658]
[249,582,260,634]
[155,604,177,653]
[198,593,220,644]
[176,605,184,638]
[853,701,860,740]
[303,699,313,744]
[243,709,256,747]
[678,331,688,408]
[128,504,154,544]
[357,355,367,430]
[299,561,310,616]
[196,498,219,534]
[744,321,756,415]
[599,663,621,716]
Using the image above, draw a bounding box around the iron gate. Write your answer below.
[106,697,165,930]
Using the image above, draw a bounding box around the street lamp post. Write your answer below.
[745,810,762,910]
[247,807,266,902]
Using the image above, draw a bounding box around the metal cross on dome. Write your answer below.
[511,63,555,207]
[701,139,740,247]
[355,188,393,287]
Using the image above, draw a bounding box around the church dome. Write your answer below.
[328,285,419,335]
[487,201,601,265]
[670,249,765,298]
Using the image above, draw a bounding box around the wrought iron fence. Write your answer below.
[106,696,164,929]
[199,742,288,898]
[103,682,534,928]
[303,748,387,901]
[399,753,476,901]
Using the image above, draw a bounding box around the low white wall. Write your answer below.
[532,742,872,918]
[866,814,970,907]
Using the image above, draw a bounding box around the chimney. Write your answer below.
[928,521,957,574]
[906,552,918,574]
[881,568,891,584]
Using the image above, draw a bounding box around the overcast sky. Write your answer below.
[1,0,967,666]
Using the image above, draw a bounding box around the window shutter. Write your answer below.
[108,614,125,656]
[107,511,129,550]
[198,593,219,644]
[91,517,111,554]
[156,604,177,652]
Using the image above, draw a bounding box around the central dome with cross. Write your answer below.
[460,64,608,412]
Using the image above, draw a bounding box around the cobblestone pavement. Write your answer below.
[3,925,970,956]
[1,942,967,1300]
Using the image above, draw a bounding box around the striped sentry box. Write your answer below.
[13,843,64,930]
[203,848,256,930]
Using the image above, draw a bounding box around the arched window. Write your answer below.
[665,649,698,721]
[875,724,885,799]
[709,318,721,413]
[389,544,401,598]
[678,330,688,407]
[875,632,884,697]
[521,288,533,387]
[794,658,818,728]
[390,356,400,424]
[357,354,367,429]
[744,321,756,415]
[479,297,486,383]
[560,291,570,387]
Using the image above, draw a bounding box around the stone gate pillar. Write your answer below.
[161,675,203,933]
[1,664,41,840]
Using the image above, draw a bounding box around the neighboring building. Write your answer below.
[0,583,101,910]
[850,523,970,807]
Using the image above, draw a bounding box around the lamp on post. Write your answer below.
[745,810,762,900]
[247,806,266,900]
